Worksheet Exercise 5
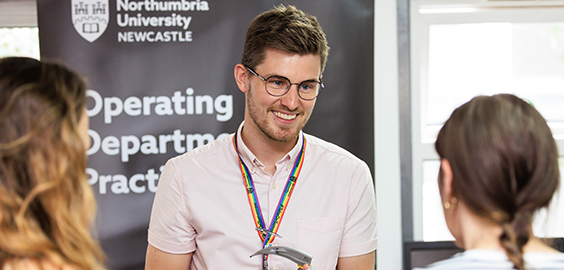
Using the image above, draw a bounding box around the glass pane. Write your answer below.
[425,22,564,137]
[422,157,564,241]
[533,157,564,238]
[0,27,40,59]
[422,160,453,241]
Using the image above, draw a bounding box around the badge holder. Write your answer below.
[250,246,316,270]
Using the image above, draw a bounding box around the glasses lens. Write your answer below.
[298,81,321,100]
[265,76,291,96]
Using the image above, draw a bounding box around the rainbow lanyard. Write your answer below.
[233,133,306,270]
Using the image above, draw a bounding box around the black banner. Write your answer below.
[37,1,374,269]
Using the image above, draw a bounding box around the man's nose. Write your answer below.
[279,84,300,110]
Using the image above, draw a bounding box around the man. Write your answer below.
[145,5,377,270]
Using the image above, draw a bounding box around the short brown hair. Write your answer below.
[241,4,330,73]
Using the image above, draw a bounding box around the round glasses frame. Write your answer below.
[245,66,323,101]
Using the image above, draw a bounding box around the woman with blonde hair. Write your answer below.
[416,94,564,269]
[0,57,105,270]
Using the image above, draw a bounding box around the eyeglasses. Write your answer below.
[245,66,323,101]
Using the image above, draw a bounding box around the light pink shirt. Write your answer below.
[148,123,377,270]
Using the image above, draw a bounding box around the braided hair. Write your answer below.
[435,94,560,269]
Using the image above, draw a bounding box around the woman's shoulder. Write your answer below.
[525,252,564,268]
[413,250,564,270]
[413,250,512,269]
[3,259,76,270]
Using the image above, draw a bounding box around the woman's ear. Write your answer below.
[234,64,249,93]
[439,159,454,200]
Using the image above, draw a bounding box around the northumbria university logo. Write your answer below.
[72,0,109,42]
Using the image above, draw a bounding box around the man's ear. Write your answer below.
[234,64,249,93]
[439,159,454,200]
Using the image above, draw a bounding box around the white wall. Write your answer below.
[375,0,403,269]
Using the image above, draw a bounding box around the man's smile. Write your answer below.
[273,111,297,120]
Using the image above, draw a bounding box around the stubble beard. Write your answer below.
[246,84,312,143]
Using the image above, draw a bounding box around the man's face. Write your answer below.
[245,49,321,143]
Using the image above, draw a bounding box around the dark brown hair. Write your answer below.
[0,57,105,269]
[435,94,560,270]
[241,4,330,73]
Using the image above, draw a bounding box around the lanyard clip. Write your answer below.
[256,227,283,238]
[250,246,313,269]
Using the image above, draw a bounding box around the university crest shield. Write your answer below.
[71,0,109,43]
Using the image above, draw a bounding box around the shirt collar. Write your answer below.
[235,121,304,168]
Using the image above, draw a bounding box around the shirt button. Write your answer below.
[274,267,280,270]
[272,183,277,190]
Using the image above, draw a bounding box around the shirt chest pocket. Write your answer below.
[297,217,344,270]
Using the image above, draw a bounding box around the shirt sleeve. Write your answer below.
[339,161,378,257]
[147,158,197,254]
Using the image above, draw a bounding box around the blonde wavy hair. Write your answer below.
[0,57,105,270]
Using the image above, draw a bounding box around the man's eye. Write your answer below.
[268,77,289,88]
[300,82,318,91]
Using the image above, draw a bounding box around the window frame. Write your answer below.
[410,0,564,241]
[0,0,37,28]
